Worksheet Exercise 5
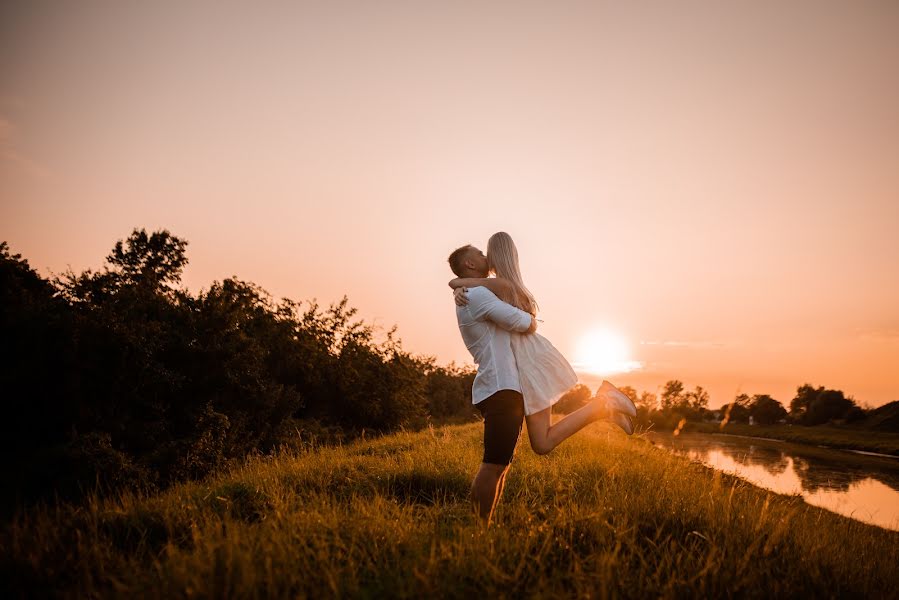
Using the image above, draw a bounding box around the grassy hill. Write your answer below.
[2,422,897,598]
[864,400,899,432]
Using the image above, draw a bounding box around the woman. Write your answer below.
[450,231,635,455]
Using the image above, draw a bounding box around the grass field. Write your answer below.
[686,422,899,456]
[3,422,898,598]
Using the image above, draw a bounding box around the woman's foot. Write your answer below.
[598,380,637,417]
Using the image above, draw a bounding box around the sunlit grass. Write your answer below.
[3,423,897,598]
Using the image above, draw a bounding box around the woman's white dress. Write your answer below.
[510,331,579,416]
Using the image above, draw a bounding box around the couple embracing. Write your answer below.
[448,232,637,525]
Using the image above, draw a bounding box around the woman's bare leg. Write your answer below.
[525,396,610,455]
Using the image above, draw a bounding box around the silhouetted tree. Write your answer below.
[806,389,854,426]
[685,385,710,410]
[790,384,818,422]
[660,380,686,410]
[1,242,88,507]
[734,393,752,409]
[2,229,474,511]
[790,384,859,425]
[720,396,751,424]
[749,394,787,425]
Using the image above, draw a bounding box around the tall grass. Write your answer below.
[3,422,897,598]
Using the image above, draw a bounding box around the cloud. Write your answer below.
[571,359,644,376]
[639,340,728,348]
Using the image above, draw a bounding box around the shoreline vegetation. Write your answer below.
[3,422,896,598]
[680,422,899,457]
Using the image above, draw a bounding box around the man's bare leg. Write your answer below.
[525,395,610,455]
[471,462,509,526]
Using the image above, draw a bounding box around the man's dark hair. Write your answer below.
[447,244,475,277]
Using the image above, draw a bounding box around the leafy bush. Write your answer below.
[1,230,472,511]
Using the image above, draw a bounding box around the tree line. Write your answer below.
[556,379,869,430]
[1,229,475,512]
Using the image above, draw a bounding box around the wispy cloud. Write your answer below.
[0,115,50,178]
[639,340,728,348]
[571,359,644,376]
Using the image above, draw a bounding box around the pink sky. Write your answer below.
[2,1,897,408]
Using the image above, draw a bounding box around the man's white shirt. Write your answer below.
[455,286,534,404]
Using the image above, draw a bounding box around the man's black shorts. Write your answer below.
[476,389,525,465]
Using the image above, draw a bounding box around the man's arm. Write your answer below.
[467,288,535,334]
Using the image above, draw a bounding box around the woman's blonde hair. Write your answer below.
[487,231,538,317]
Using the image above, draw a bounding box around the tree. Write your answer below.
[636,391,658,411]
[660,380,686,410]
[749,394,787,425]
[632,390,658,428]
[790,384,818,422]
[734,393,752,408]
[555,383,593,414]
[805,389,854,426]
[1,242,83,507]
[4,229,478,511]
[423,361,476,420]
[106,228,188,290]
[685,385,710,410]
[790,384,858,425]
[720,395,751,424]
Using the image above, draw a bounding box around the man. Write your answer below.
[447,244,538,525]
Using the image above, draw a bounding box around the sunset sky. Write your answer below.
[2,1,897,408]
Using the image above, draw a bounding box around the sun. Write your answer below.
[574,328,642,376]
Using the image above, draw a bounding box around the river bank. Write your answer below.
[647,431,899,531]
[685,422,899,456]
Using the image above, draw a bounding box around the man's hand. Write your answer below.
[453,287,469,307]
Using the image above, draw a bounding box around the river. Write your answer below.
[648,432,899,531]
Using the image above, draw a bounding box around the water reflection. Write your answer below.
[649,433,899,531]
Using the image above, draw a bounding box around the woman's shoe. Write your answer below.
[599,380,637,417]
[609,410,634,435]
